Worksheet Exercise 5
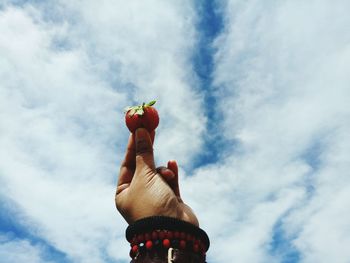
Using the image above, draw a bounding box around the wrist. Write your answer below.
[126,216,209,262]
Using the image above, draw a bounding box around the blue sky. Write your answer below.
[1,1,350,262]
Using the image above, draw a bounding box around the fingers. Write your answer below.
[167,160,181,198]
[135,128,156,173]
[155,161,181,199]
[156,166,176,181]
[117,129,157,197]
[118,129,156,191]
[121,133,136,169]
[167,160,178,176]
[150,130,155,145]
[157,165,181,199]
[118,133,136,189]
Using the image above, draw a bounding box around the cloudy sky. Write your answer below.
[1,0,350,262]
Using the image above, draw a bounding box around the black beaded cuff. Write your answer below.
[126,216,210,252]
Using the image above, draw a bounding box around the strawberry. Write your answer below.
[124,100,159,133]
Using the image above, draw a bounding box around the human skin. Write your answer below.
[116,128,198,227]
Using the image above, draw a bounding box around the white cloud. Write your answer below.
[199,0,350,262]
[0,1,204,262]
[0,234,54,263]
[1,0,350,262]
[55,0,207,166]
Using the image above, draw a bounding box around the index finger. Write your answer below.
[118,131,155,187]
[118,133,136,187]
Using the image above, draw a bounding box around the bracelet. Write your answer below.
[126,216,210,261]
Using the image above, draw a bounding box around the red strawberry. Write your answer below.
[124,100,159,133]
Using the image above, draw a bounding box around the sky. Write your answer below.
[1,0,350,262]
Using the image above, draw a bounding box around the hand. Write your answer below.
[116,128,198,226]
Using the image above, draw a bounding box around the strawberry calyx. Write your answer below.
[124,100,156,117]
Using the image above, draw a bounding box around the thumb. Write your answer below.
[135,128,156,173]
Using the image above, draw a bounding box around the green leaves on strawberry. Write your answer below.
[124,100,159,133]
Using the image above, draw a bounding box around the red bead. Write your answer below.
[137,234,144,242]
[163,239,171,248]
[132,237,137,244]
[179,240,186,249]
[174,231,180,238]
[145,240,153,250]
[158,231,165,240]
[166,231,173,239]
[193,244,199,252]
[144,232,151,241]
[152,231,158,240]
[132,245,138,253]
[180,232,186,239]
[186,233,193,241]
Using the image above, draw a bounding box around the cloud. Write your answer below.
[54,0,207,166]
[197,0,350,262]
[0,234,54,263]
[0,1,204,262]
[1,0,350,262]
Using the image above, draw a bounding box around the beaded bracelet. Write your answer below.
[126,216,210,261]
[129,229,206,258]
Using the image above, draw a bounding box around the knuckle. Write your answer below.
[136,138,153,155]
[156,166,167,173]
